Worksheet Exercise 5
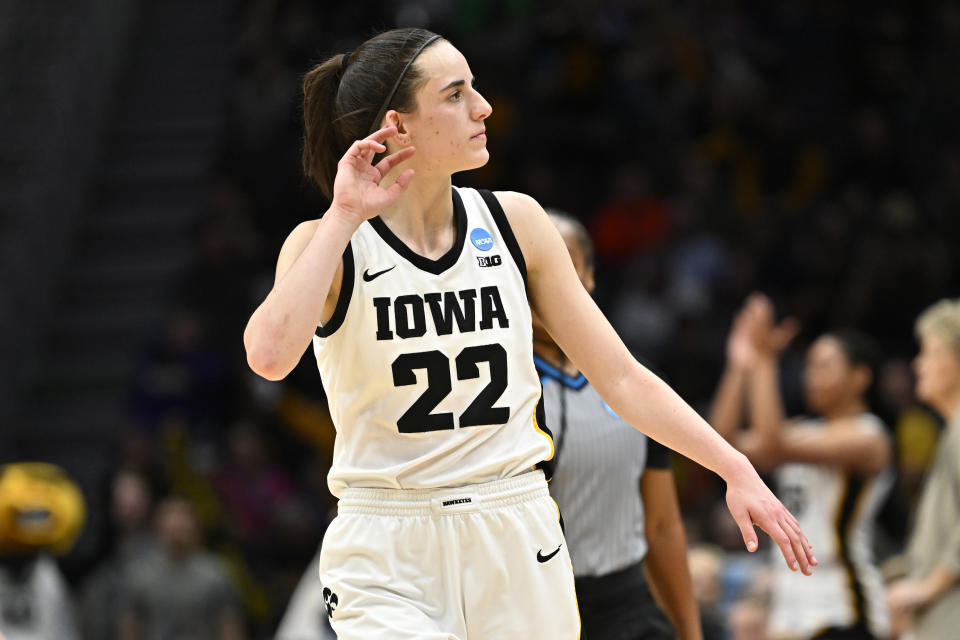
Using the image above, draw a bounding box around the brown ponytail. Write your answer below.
[302,53,348,201]
[300,28,443,200]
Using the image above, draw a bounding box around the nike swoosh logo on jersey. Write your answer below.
[362,265,396,282]
[536,545,562,563]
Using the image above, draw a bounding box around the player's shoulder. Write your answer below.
[491,190,544,216]
[489,190,552,240]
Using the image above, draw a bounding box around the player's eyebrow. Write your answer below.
[438,78,473,93]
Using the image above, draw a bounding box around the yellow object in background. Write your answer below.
[0,462,86,555]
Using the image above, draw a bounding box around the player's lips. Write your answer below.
[471,129,486,140]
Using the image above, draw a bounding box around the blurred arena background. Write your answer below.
[1,1,958,638]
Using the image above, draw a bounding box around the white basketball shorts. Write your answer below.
[317,470,580,639]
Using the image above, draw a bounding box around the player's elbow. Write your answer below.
[243,315,297,381]
[246,346,289,381]
[244,332,292,381]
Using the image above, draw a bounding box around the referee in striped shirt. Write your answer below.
[535,210,702,640]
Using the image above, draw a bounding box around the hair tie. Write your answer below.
[367,35,441,135]
[340,51,352,74]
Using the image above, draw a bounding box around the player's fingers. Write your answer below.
[375,146,416,177]
[768,520,800,572]
[783,519,811,575]
[783,515,817,567]
[732,505,759,553]
[385,169,416,198]
[355,139,387,163]
[367,125,399,143]
[340,139,383,168]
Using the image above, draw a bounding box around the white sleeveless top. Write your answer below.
[312,187,553,497]
[767,414,893,639]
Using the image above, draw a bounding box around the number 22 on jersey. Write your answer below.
[392,344,509,433]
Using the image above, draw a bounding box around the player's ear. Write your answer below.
[385,110,411,143]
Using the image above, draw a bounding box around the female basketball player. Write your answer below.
[535,211,701,640]
[244,28,815,639]
[885,299,960,640]
[711,295,893,639]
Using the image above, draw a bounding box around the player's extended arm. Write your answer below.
[499,191,816,574]
[641,469,703,640]
[244,127,414,380]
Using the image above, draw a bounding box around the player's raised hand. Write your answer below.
[742,293,800,357]
[726,307,759,370]
[331,126,416,223]
[725,461,817,575]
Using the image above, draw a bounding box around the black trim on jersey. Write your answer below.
[315,243,354,338]
[810,622,874,640]
[367,187,467,275]
[533,384,555,482]
[478,189,528,293]
[835,475,869,633]
[534,356,584,471]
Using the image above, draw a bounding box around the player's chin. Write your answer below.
[462,149,490,171]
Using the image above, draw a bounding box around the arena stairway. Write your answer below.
[10,0,233,563]
[1,0,138,455]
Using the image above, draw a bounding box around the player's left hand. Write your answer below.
[725,460,817,575]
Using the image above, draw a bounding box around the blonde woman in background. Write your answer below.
[885,299,960,639]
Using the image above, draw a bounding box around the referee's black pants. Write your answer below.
[574,560,675,640]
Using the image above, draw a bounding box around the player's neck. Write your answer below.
[378,173,455,258]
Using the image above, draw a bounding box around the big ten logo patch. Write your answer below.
[477,255,502,268]
[470,228,495,251]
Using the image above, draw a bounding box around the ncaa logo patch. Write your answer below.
[470,228,495,251]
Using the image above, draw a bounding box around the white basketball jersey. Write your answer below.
[312,187,553,497]
[767,414,893,639]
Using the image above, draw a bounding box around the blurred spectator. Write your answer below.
[80,470,159,640]
[590,166,671,264]
[727,595,769,640]
[117,497,245,640]
[214,421,302,552]
[130,308,232,435]
[687,545,726,640]
[886,299,960,639]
